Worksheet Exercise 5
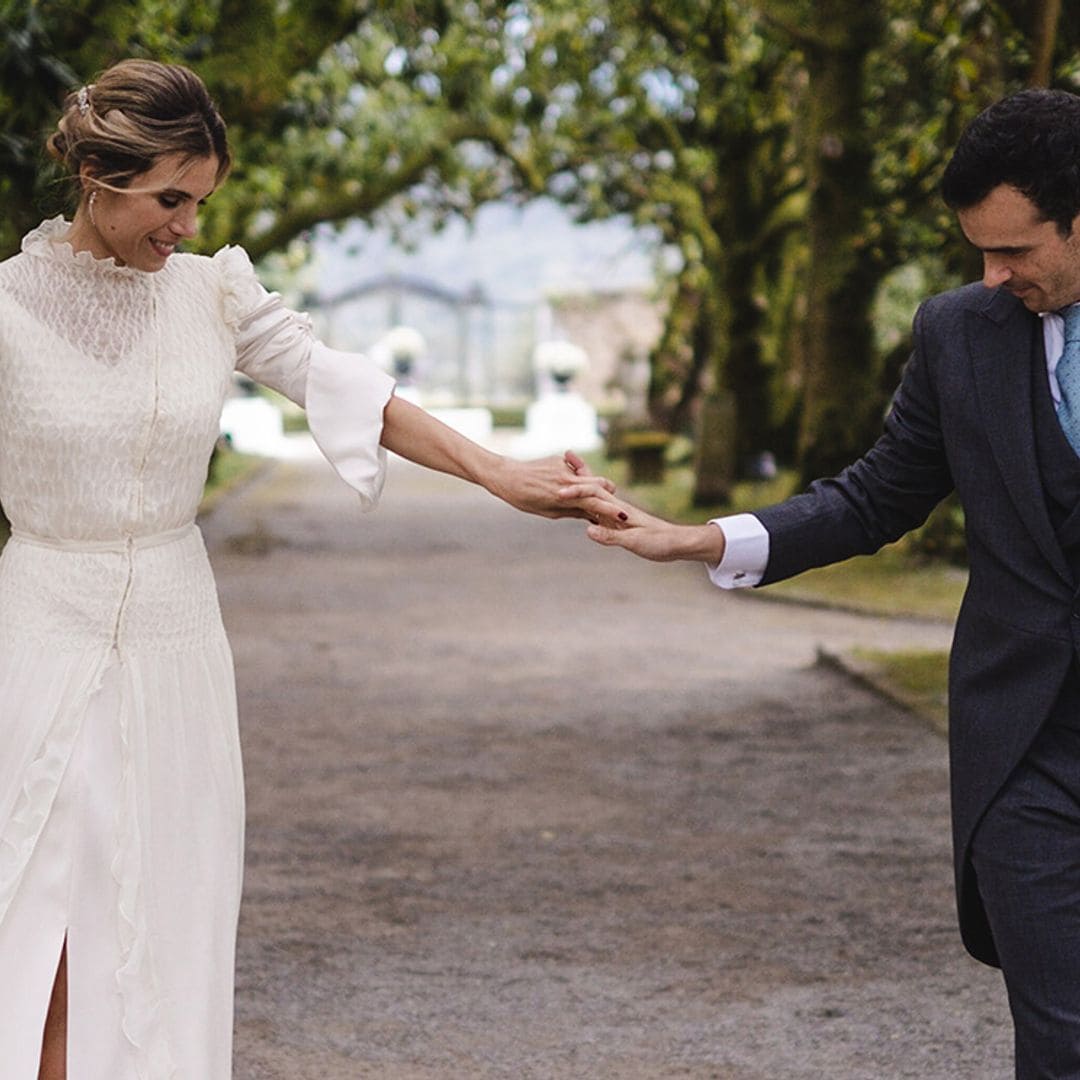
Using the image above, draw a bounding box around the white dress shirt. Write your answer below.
[706,308,1070,589]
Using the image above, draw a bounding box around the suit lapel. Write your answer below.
[968,288,1072,585]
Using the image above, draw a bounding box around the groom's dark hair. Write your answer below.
[942,88,1080,236]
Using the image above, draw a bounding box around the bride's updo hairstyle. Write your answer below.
[47,59,231,194]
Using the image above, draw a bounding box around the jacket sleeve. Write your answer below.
[754,300,955,584]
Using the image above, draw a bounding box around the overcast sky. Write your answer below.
[312,197,664,306]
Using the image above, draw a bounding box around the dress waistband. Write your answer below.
[10,523,196,554]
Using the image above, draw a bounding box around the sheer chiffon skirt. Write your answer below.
[0,530,245,1079]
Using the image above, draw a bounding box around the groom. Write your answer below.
[571,88,1080,1079]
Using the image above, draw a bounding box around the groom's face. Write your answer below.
[957,183,1080,313]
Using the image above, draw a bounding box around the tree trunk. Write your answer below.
[693,390,737,506]
[796,1,886,484]
[647,274,710,433]
[1026,0,1062,87]
[724,245,773,471]
[688,288,737,505]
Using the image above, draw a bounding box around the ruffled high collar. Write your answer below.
[21,216,151,278]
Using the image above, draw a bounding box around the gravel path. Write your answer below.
[201,445,1013,1079]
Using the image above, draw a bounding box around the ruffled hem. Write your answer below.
[21,216,154,278]
[306,341,396,510]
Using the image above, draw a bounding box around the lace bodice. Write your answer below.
[0,217,393,543]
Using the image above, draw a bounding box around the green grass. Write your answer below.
[850,647,950,733]
[763,548,965,622]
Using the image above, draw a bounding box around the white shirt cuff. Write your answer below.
[705,514,769,589]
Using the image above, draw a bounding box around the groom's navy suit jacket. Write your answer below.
[754,281,1080,966]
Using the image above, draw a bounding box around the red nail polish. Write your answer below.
[618,512,628,521]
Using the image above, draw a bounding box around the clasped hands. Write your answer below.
[500,450,725,565]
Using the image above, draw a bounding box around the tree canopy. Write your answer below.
[4,0,1080,492]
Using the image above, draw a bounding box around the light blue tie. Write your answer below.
[1057,305,1080,455]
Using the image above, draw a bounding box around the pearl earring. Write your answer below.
[88,190,98,228]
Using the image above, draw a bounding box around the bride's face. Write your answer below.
[74,152,220,272]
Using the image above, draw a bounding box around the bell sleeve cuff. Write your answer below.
[305,343,396,511]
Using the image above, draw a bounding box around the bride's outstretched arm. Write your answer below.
[379,393,621,522]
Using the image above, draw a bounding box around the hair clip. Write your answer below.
[76,85,91,116]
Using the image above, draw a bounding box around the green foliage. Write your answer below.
[898,493,968,566]
[0,1,529,258]
[472,1,808,469]
[4,0,1080,543]
[743,0,1079,482]
[0,3,79,253]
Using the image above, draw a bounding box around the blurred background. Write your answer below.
[2,0,1075,523]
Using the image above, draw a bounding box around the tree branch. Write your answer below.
[242,116,519,258]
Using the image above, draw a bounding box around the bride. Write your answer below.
[0,57,618,1079]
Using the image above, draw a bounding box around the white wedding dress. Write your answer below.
[0,218,395,1079]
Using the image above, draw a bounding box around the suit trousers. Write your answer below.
[970,721,1080,1079]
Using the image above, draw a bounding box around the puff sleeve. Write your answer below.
[214,246,396,510]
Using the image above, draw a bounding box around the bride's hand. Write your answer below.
[488,451,621,521]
